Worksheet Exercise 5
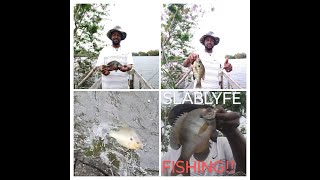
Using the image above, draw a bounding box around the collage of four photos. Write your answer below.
[72,0,249,178]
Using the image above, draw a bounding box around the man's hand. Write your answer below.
[183,53,199,67]
[223,58,232,72]
[215,106,246,174]
[100,65,111,76]
[215,106,240,132]
[119,65,132,72]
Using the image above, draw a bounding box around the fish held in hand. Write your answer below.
[170,107,218,176]
[168,104,218,142]
[109,126,143,150]
[107,60,123,71]
[192,56,205,88]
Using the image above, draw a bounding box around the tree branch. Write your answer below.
[163,7,179,46]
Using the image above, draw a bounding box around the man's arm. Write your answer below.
[95,48,111,75]
[221,127,246,173]
[215,108,246,174]
[120,50,134,72]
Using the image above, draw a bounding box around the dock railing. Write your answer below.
[76,68,153,89]
[175,68,242,89]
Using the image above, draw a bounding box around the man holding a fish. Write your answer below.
[161,104,246,176]
[182,31,232,89]
[95,26,134,89]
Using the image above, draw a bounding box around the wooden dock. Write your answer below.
[175,68,242,89]
[76,68,154,89]
[219,70,242,89]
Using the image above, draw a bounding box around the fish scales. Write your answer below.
[109,126,143,150]
[107,60,122,71]
[192,56,205,88]
[170,107,217,176]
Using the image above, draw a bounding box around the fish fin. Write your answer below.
[195,80,201,88]
[180,139,197,160]
[170,112,188,149]
[169,127,180,150]
[118,125,131,132]
[109,130,116,138]
[202,67,205,80]
[193,147,210,161]
[167,104,213,126]
[108,131,114,137]
[172,112,189,130]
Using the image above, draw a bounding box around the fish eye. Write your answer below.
[130,137,133,141]
[207,108,212,112]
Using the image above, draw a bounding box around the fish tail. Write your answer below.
[109,130,115,138]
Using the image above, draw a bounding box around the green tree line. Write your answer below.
[225,52,247,59]
[73,4,110,88]
[132,49,159,56]
[161,4,215,89]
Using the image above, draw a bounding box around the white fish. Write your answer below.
[109,126,143,150]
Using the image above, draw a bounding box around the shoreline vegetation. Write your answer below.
[225,52,246,59]
[132,49,159,56]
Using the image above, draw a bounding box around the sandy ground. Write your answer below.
[73,91,159,176]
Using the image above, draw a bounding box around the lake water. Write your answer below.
[223,58,247,89]
[133,56,160,89]
[132,57,246,89]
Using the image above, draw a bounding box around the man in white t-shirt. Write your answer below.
[183,31,232,89]
[161,105,246,176]
[96,26,134,89]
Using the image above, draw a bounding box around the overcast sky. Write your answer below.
[191,0,250,59]
[73,0,249,55]
[101,1,161,53]
[105,0,249,57]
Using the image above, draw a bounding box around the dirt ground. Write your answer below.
[73,91,159,176]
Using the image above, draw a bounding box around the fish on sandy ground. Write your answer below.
[107,60,123,71]
[169,107,218,176]
[192,56,205,88]
[109,126,143,150]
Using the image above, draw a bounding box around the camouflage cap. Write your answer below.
[107,26,127,40]
[200,31,220,45]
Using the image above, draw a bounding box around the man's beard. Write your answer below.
[112,39,120,45]
[205,45,213,51]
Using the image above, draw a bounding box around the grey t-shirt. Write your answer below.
[161,137,235,176]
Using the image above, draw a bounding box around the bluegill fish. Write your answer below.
[109,126,143,150]
[168,104,212,126]
[169,107,218,176]
[168,104,218,143]
[192,56,205,88]
[107,60,122,71]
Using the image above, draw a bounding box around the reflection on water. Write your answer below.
[74,91,159,176]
